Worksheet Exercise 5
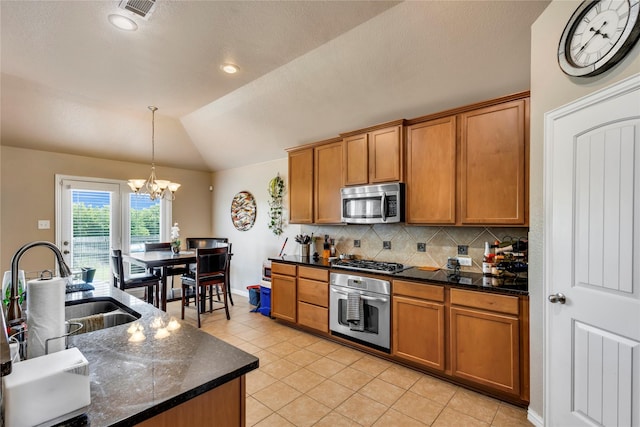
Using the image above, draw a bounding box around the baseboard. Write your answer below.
[527,408,543,427]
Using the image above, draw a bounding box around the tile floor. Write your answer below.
[166,296,532,427]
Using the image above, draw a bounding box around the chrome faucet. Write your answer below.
[7,241,72,325]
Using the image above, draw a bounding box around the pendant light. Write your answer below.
[128,106,180,200]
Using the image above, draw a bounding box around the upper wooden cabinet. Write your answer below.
[314,140,343,224]
[406,116,457,224]
[342,122,404,186]
[459,98,528,225]
[406,92,529,226]
[288,147,314,224]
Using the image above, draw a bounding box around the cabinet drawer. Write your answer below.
[272,262,296,276]
[297,302,328,332]
[298,278,328,307]
[298,266,328,281]
[393,280,444,302]
[450,288,519,315]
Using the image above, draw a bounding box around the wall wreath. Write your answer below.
[230,191,257,231]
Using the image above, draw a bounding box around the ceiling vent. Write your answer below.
[118,0,157,20]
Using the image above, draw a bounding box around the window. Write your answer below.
[56,175,172,281]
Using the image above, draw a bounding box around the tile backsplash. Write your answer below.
[300,224,528,273]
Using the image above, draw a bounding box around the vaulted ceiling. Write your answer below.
[1,1,550,172]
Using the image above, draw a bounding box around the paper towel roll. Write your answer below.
[27,277,66,359]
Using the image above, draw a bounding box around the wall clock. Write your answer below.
[230,191,257,231]
[558,0,640,77]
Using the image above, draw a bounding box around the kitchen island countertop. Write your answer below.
[60,282,258,426]
[269,255,528,296]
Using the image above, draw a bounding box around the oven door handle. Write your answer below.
[330,288,389,303]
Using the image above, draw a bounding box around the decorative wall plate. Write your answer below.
[230,191,257,231]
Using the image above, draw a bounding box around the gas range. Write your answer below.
[331,259,412,275]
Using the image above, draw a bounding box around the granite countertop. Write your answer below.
[61,282,259,426]
[270,255,528,296]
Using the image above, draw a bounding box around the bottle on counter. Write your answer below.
[322,235,331,259]
[329,239,336,257]
[482,241,495,276]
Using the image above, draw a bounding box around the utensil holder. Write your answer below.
[300,244,310,258]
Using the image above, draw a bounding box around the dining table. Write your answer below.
[124,242,228,311]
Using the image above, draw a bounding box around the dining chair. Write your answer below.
[186,238,234,306]
[181,247,230,328]
[110,249,160,307]
[144,242,188,300]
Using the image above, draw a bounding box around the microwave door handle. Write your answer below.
[381,192,387,222]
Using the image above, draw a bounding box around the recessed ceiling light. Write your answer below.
[108,14,138,31]
[221,63,240,74]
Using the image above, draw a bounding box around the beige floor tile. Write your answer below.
[377,364,422,390]
[281,367,325,393]
[284,348,323,366]
[330,366,375,391]
[259,358,301,379]
[288,333,322,348]
[216,334,246,346]
[306,379,356,409]
[252,381,302,411]
[252,349,280,367]
[373,408,428,426]
[251,333,288,349]
[246,395,273,426]
[326,346,365,365]
[351,354,394,376]
[235,328,265,342]
[336,393,389,426]
[306,338,343,355]
[246,369,278,395]
[313,412,362,427]
[359,378,406,407]
[252,412,296,427]
[306,356,348,378]
[266,340,303,357]
[432,407,490,427]
[391,391,444,425]
[446,389,500,424]
[409,374,458,405]
[278,395,332,427]
[234,340,262,355]
[492,403,532,427]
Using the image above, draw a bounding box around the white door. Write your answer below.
[545,74,640,426]
[58,178,122,281]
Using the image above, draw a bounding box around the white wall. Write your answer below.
[211,157,302,296]
[529,1,640,423]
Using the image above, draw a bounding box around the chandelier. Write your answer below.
[128,106,180,201]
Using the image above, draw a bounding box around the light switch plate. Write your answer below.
[38,220,50,229]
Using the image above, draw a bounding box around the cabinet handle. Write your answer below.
[330,288,388,303]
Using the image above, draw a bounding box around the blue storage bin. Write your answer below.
[247,285,260,306]
[258,286,271,317]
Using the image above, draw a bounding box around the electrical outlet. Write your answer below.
[417,242,426,252]
[353,239,361,248]
[383,241,391,250]
[457,256,472,267]
[38,220,50,230]
[457,245,469,256]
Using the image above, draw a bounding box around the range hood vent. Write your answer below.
[118,0,157,20]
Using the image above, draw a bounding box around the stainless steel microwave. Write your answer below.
[340,183,404,224]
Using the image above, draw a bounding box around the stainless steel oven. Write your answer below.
[329,272,391,352]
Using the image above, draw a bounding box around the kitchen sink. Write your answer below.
[65,297,141,334]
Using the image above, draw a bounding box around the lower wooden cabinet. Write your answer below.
[392,295,445,371]
[449,288,521,396]
[298,301,328,332]
[297,266,329,333]
[271,263,297,322]
[450,306,520,395]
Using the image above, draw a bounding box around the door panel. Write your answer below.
[545,75,640,426]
